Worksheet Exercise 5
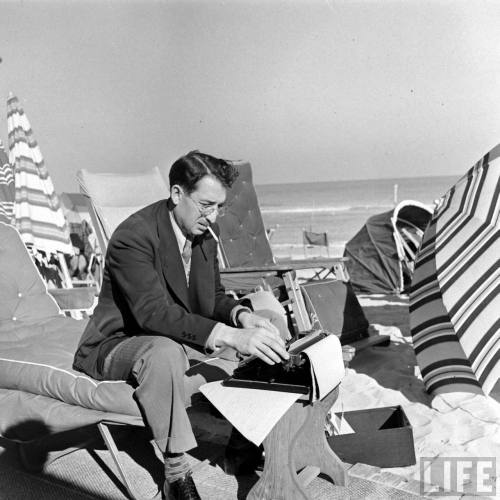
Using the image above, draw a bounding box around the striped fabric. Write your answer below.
[0,140,14,224]
[7,94,73,255]
[410,144,500,396]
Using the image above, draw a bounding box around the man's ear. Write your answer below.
[170,184,182,206]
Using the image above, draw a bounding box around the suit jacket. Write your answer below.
[73,199,239,379]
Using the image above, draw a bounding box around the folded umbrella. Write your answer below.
[7,93,73,255]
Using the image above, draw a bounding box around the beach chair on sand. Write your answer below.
[0,222,151,499]
[210,162,387,348]
[303,229,330,258]
[301,229,350,282]
[216,165,349,285]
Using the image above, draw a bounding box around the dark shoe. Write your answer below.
[163,472,201,500]
[222,429,264,475]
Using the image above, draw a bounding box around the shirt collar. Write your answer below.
[169,208,187,256]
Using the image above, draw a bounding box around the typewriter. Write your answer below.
[223,330,329,394]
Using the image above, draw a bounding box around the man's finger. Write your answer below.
[255,344,282,365]
[257,327,285,348]
[258,319,279,336]
[269,331,286,348]
[261,336,289,360]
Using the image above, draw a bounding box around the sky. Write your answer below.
[1,0,500,192]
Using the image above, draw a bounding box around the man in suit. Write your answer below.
[73,151,289,500]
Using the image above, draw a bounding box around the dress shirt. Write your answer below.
[168,209,251,353]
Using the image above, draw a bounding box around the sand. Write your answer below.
[333,294,500,497]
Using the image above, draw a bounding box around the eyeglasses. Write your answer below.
[186,195,226,217]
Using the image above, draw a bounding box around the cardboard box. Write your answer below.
[327,406,416,468]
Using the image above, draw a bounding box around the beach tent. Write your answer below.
[343,200,433,294]
[0,140,14,224]
[410,145,499,396]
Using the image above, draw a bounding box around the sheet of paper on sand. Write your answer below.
[200,334,345,445]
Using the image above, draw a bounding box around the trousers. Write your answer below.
[102,291,289,454]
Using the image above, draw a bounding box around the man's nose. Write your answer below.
[206,211,218,223]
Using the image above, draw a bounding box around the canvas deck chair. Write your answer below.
[303,229,330,257]
[0,222,151,499]
[300,229,347,281]
[214,163,389,348]
[214,164,385,347]
[216,164,349,284]
[77,167,169,260]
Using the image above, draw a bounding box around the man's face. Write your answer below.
[171,175,226,237]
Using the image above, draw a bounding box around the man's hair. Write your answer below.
[169,150,239,194]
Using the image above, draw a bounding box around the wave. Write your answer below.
[270,242,346,258]
[271,242,346,250]
[260,204,393,215]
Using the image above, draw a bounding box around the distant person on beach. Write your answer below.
[73,151,289,500]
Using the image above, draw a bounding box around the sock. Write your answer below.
[164,452,191,483]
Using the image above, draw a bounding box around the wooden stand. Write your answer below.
[247,387,347,500]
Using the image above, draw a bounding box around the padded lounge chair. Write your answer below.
[0,222,151,498]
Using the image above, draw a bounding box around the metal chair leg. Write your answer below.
[98,422,161,500]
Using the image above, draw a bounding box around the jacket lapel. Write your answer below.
[157,201,191,311]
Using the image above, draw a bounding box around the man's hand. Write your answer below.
[219,326,289,365]
[238,311,279,336]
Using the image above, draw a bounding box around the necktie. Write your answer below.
[182,238,192,265]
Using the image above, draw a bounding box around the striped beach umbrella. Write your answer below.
[410,144,499,396]
[0,140,14,224]
[7,93,73,255]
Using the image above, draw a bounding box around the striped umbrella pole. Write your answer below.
[0,140,14,224]
[410,145,499,396]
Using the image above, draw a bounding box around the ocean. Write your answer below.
[255,174,460,259]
